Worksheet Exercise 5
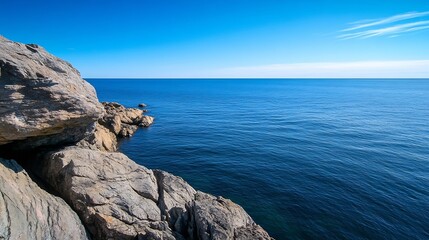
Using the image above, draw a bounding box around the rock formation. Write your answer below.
[0,35,104,148]
[0,35,273,240]
[188,192,271,240]
[78,102,155,151]
[35,147,173,239]
[100,102,154,136]
[34,147,270,240]
[0,158,89,240]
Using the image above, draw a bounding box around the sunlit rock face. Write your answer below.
[0,158,89,240]
[35,147,272,240]
[0,35,273,240]
[0,35,104,147]
[77,102,155,152]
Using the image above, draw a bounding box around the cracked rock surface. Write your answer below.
[78,102,155,151]
[36,147,176,239]
[101,102,154,136]
[0,158,89,240]
[0,36,104,147]
[0,35,272,240]
[189,192,272,240]
[35,147,272,240]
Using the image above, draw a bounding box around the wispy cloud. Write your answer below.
[217,61,429,78]
[343,11,429,31]
[340,20,429,39]
[339,11,429,39]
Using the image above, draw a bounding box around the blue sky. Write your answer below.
[1,0,429,78]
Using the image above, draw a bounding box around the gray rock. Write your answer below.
[77,123,118,151]
[0,158,89,240]
[234,226,274,240]
[37,147,176,240]
[0,36,272,239]
[188,192,272,240]
[35,147,272,240]
[102,102,144,125]
[0,35,104,147]
[154,170,197,236]
[119,124,139,138]
[138,103,147,108]
[140,116,155,128]
[79,102,155,151]
[101,102,154,132]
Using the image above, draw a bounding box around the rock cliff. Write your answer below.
[0,35,104,147]
[0,36,272,240]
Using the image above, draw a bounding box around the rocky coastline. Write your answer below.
[0,36,273,240]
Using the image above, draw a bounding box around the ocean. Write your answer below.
[88,79,429,240]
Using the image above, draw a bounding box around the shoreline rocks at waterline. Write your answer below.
[0,35,273,240]
[78,102,155,151]
[34,147,271,240]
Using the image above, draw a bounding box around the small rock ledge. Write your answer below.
[78,102,155,152]
[0,35,273,240]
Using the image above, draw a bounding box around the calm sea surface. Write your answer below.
[88,79,429,240]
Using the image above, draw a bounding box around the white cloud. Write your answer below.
[217,61,429,78]
[343,11,429,31]
[340,11,429,39]
[339,20,429,39]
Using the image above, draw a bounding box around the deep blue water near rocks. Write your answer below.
[88,79,429,240]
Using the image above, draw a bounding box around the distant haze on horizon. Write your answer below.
[1,0,429,78]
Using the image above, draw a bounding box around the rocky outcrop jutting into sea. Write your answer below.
[0,35,273,240]
[78,102,155,152]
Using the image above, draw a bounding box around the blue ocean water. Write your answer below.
[88,79,429,240]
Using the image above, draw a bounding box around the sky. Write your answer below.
[1,0,429,78]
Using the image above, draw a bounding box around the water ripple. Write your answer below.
[91,79,429,240]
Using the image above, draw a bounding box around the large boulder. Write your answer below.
[35,147,272,240]
[36,147,176,240]
[0,158,89,240]
[0,36,104,147]
[188,192,272,240]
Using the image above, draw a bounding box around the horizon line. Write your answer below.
[84,77,429,80]
[82,60,429,79]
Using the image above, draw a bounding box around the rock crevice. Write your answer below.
[0,158,89,240]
